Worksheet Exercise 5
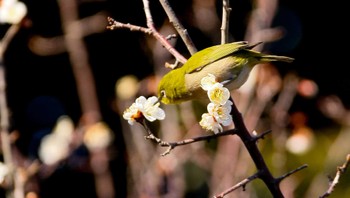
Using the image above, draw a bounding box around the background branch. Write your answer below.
[57,1,114,198]
[0,23,22,198]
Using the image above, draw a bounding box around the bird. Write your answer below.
[157,41,294,104]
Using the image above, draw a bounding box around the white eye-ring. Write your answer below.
[161,90,166,97]
[158,90,166,102]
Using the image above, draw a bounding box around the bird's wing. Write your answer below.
[186,41,262,74]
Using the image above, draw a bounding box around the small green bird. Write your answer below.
[157,41,294,104]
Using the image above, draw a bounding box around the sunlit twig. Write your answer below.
[320,154,350,198]
[107,0,188,66]
[220,0,231,44]
[159,0,197,54]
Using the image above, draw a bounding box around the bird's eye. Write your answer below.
[158,90,166,102]
[161,90,166,97]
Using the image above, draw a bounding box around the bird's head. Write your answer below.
[157,69,188,105]
[157,89,171,105]
[157,77,179,105]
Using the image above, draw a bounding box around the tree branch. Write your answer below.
[229,97,284,197]
[140,119,237,156]
[213,172,260,198]
[159,0,197,55]
[220,0,231,44]
[276,164,308,183]
[320,154,350,198]
[0,23,21,197]
[58,0,101,125]
[251,129,272,142]
[107,0,188,66]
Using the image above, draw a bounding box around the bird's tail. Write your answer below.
[259,55,294,63]
[241,41,294,63]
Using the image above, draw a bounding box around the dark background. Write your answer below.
[1,0,349,197]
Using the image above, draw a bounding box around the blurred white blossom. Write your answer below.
[39,116,74,165]
[39,134,70,165]
[0,0,27,24]
[0,162,8,184]
[83,122,114,151]
[286,128,314,155]
[52,116,74,142]
[115,75,139,100]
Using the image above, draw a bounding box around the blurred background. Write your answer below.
[0,0,349,197]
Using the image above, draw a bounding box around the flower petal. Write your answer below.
[201,73,217,91]
[123,96,165,125]
[207,83,230,105]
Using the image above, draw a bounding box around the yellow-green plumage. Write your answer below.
[157,41,294,104]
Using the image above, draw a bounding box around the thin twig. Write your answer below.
[165,34,177,40]
[142,0,187,64]
[251,129,272,142]
[0,24,21,55]
[214,164,307,198]
[141,119,237,156]
[320,154,350,198]
[220,0,231,44]
[159,0,197,55]
[213,172,260,198]
[107,17,186,66]
[106,0,188,66]
[0,23,21,198]
[276,164,308,183]
[107,18,152,33]
[30,12,108,56]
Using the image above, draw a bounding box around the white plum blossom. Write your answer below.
[201,73,217,91]
[207,101,233,126]
[123,103,140,125]
[199,113,223,134]
[123,96,165,125]
[0,0,27,24]
[201,73,230,105]
[199,101,233,133]
[199,74,233,133]
[207,83,230,105]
